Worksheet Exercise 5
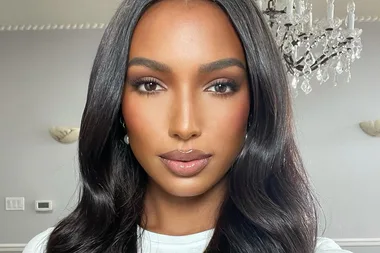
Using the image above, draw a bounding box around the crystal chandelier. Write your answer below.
[255,0,363,95]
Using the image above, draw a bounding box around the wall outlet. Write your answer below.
[5,197,25,211]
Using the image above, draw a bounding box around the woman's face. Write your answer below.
[122,0,250,197]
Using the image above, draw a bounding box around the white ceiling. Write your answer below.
[0,0,378,29]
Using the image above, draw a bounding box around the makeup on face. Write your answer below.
[122,0,250,198]
[126,57,247,98]
[158,149,213,177]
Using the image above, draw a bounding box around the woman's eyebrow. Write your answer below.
[128,57,172,72]
[199,58,246,73]
[128,57,246,73]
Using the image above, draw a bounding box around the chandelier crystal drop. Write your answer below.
[255,0,363,95]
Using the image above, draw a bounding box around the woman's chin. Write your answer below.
[161,179,211,198]
[151,175,227,199]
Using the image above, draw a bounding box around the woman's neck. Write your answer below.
[141,177,227,236]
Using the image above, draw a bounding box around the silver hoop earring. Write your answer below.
[120,117,126,129]
[123,134,129,145]
[245,133,248,140]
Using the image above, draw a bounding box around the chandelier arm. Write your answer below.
[283,53,304,75]
[292,37,349,69]
[287,46,348,76]
[309,41,349,70]
[294,65,304,72]
[311,48,349,70]
[296,56,305,66]
[295,51,309,66]
[294,33,326,66]
[283,54,296,74]
[278,28,291,52]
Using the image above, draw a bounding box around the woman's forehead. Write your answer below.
[127,0,245,65]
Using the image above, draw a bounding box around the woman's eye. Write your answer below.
[142,81,159,92]
[206,81,237,94]
[214,83,229,93]
[132,78,165,94]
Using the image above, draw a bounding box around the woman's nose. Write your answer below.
[168,94,202,141]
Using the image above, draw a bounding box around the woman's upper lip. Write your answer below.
[159,149,212,162]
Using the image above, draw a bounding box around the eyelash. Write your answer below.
[130,77,164,97]
[130,77,239,98]
[206,79,239,98]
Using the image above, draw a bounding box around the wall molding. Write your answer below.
[0,16,379,32]
[0,23,107,32]
[356,16,380,22]
[1,239,380,251]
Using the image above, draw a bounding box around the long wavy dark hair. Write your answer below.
[46,0,318,252]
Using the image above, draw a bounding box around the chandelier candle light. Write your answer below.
[257,0,362,95]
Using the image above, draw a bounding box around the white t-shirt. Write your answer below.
[23,227,353,253]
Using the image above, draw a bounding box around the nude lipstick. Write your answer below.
[158,149,212,177]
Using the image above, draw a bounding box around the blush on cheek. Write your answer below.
[122,93,165,142]
[122,95,144,134]
[224,96,250,134]
[208,104,249,153]
[230,104,250,136]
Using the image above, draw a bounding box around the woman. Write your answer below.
[24,0,352,252]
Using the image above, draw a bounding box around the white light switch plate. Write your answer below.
[35,200,53,212]
[5,197,25,211]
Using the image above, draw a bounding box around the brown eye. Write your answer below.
[205,80,238,95]
[144,82,158,92]
[214,83,228,93]
[131,77,166,94]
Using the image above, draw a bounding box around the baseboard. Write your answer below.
[0,244,26,252]
[333,238,380,247]
[1,238,380,251]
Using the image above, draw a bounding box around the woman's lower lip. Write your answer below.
[159,157,211,177]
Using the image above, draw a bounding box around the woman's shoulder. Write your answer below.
[316,237,353,252]
[23,227,54,253]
